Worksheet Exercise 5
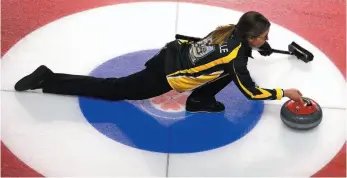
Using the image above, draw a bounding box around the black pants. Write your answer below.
[41,50,233,101]
[42,48,172,101]
[188,72,232,102]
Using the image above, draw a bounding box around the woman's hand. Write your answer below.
[283,88,304,104]
[258,41,273,56]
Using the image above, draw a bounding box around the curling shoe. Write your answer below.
[185,97,225,113]
[14,65,52,91]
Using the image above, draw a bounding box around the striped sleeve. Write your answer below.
[228,55,284,100]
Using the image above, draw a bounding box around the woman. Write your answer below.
[14,11,304,113]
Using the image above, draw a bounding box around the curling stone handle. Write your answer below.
[302,98,312,106]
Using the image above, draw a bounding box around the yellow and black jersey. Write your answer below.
[162,33,284,100]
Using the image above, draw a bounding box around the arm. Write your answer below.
[228,56,284,100]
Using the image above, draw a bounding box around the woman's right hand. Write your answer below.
[283,88,304,104]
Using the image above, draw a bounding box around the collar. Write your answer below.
[230,30,254,58]
[246,47,254,59]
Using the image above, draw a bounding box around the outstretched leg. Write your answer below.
[15,43,173,101]
[15,65,172,101]
[186,72,233,112]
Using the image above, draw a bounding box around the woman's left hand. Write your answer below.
[258,42,273,56]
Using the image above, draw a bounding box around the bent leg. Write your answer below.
[186,73,233,112]
[188,72,232,101]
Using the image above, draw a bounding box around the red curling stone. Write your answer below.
[280,97,323,130]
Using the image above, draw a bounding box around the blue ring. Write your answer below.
[78,49,264,153]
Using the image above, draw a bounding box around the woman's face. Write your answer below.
[248,28,269,48]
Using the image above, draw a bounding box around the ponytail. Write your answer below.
[210,24,236,45]
[207,11,270,45]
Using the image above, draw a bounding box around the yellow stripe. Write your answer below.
[233,65,272,99]
[178,39,189,44]
[167,71,224,92]
[254,87,272,98]
[167,43,242,77]
[275,88,283,100]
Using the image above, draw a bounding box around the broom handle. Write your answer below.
[257,48,293,55]
[270,49,293,55]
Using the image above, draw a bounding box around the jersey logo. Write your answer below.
[189,36,215,64]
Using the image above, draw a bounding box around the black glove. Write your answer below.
[258,41,273,56]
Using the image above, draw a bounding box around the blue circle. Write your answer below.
[78,49,264,153]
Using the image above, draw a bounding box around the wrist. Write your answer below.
[281,89,284,97]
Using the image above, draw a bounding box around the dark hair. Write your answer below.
[209,11,271,45]
[234,11,271,39]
